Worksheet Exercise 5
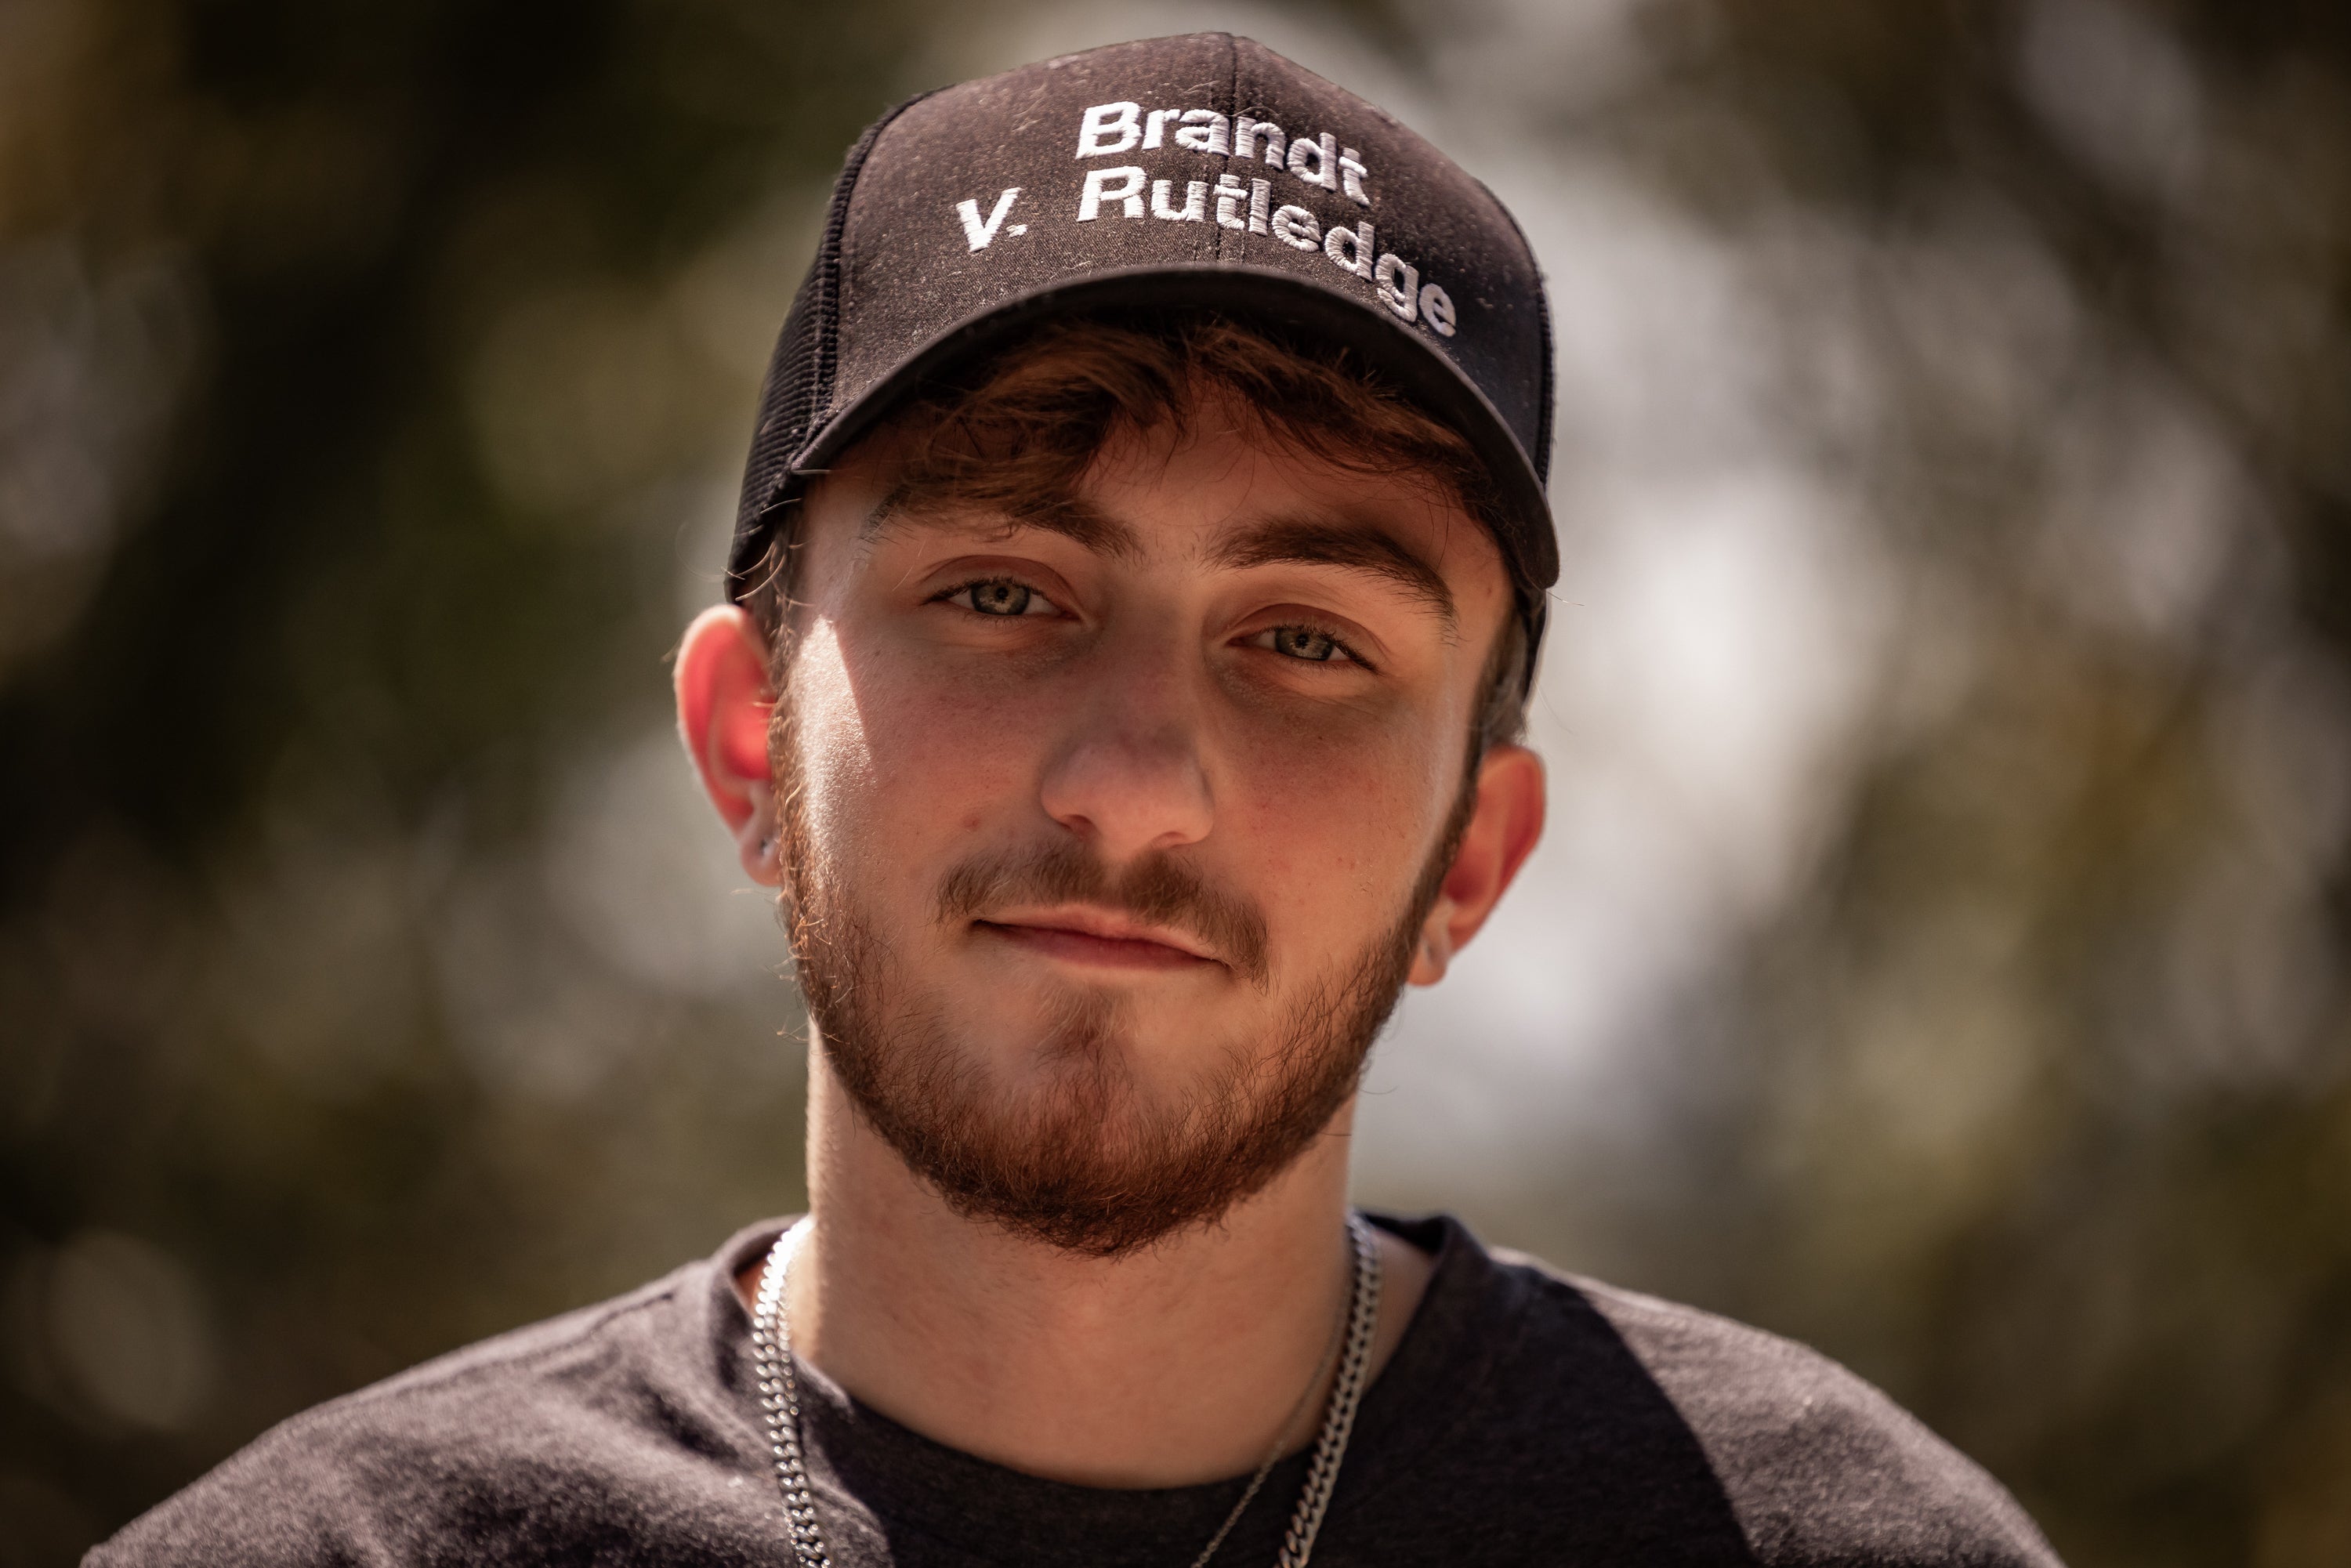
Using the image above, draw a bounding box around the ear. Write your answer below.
[1410,744,1545,986]
[676,605,781,885]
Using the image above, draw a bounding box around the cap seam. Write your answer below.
[773,90,937,520]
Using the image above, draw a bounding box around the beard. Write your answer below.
[777,733,1477,1258]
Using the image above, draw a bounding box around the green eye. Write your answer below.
[964,581,1034,616]
[1271,626,1339,661]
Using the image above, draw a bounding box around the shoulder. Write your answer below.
[85,1264,731,1567]
[1483,1242,2062,1567]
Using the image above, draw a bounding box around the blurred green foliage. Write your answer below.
[2,2,2347,1566]
[0,0,910,1552]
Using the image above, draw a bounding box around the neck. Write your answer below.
[741,1039,1432,1488]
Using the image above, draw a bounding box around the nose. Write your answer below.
[1038,650,1214,861]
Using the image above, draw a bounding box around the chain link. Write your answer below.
[750,1215,1381,1568]
[750,1226,833,1568]
[1277,1214,1380,1568]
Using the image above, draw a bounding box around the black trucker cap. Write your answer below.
[730,32,1559,671]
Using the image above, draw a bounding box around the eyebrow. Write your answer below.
[1207,518,1458,625]
[858,494,1458,625]
[860,488,1143,559]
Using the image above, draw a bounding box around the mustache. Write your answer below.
[935,841,1271,986]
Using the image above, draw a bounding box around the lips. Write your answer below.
[935,846,1271,984]
[974,905,1222,971]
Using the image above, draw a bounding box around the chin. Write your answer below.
[830,998,1322,1258]
[798,874,1396,1258]
[969,992,1179,1124]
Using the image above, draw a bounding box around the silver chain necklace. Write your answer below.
[749,1214,1382,1568]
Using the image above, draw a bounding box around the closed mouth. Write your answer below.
[973,905,1222,971]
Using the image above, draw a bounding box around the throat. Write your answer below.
[752,1059,1435,1488]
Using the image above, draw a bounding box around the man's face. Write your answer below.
[766,385,1520,1253]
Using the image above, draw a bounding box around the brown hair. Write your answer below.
[744,313,1531,761]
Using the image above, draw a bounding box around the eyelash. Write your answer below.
[1251,621,1371,671]
[934,578,1371,671]
[937,578,1060,617]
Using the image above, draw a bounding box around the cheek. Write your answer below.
[781,626,876,855]
[788,620,1047,874]
[1219,706,1453,932]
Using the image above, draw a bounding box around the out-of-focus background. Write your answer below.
[3,0,2347,1561]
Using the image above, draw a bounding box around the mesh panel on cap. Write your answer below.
[730,94,931,599]
[1484,179,1556,487]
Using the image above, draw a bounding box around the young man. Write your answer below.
[93,35,2062,1567]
